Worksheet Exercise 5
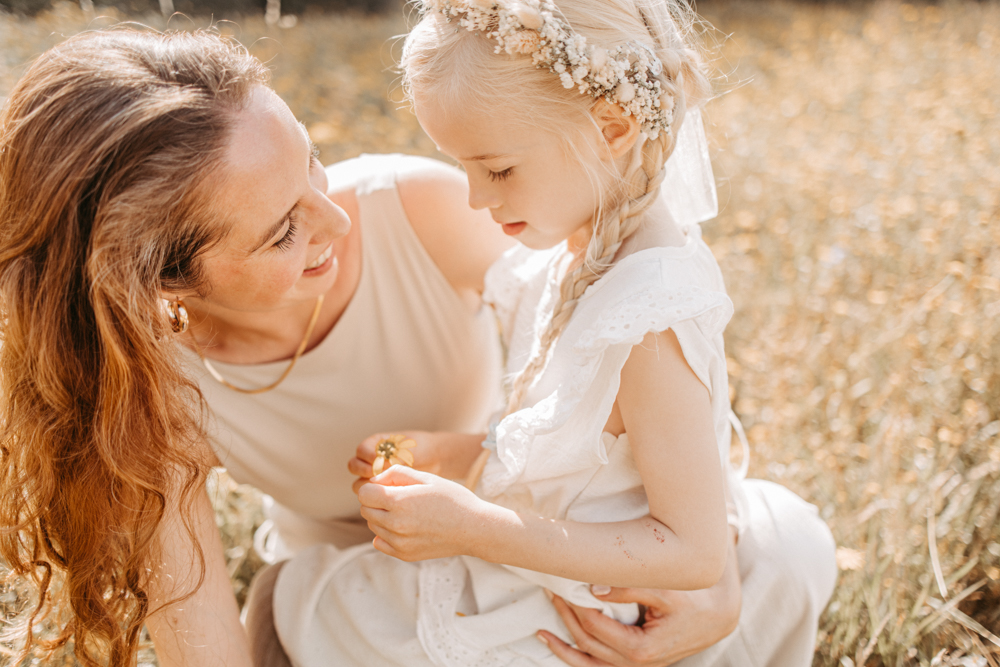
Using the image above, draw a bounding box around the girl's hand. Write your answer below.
[357,466,494,561]
[349,431,486,493]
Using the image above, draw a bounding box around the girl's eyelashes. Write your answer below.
[488,167,513,182]
[273,214,299,251]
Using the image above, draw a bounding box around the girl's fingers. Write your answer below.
[371,464,432,487]
[359,505,386,526]
[357,481,393,510]
[361,511,399,540]
[371,535,399,558]
[538,631,612,667]
[352,477,368,495]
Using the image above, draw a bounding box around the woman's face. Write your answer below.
[190,86,351,313]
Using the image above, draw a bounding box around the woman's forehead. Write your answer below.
[207,88,308,253]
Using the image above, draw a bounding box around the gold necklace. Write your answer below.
[191,295,325,395]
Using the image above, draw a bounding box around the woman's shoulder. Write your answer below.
[325,153,513,296]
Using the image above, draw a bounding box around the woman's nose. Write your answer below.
[308,192,351,244]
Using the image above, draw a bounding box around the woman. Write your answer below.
[0,28,835,667]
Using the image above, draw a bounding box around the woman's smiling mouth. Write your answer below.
[304,243,334,272]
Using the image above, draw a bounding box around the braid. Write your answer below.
[502,38,699,415]
[504,106,683,414]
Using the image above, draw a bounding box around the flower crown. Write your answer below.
[422,0,675,139]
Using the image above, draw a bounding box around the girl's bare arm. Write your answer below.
[360,329,729,591]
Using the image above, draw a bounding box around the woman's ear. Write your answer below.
[592,99,641,158]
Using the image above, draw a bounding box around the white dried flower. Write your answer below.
[615,81,635,103]
[659,90,675,112]
[511,3,543,30]
[505,30,542,54]
[590,47,607,71]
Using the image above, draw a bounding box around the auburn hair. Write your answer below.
[0,29,267,666]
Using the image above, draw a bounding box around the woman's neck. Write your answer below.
[182,299,322,363]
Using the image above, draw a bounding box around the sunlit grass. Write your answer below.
[1,1,998,664]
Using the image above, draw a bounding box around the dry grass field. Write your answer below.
[1,0,998,665]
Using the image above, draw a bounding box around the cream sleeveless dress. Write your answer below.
[183,153,503,554]
[272,224,838,667]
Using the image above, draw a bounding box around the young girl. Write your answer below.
[273,1,744,664]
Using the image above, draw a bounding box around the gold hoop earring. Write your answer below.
[165,299,189,334]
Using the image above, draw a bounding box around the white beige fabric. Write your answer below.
[183,154,503,554]
[273,225,836,666]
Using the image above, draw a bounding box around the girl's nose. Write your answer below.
[467,175,501,211]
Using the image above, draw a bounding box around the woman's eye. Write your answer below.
[488,167,513,182]
[273,216,298,251]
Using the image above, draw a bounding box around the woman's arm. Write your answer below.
[145,484,252,667]
[358,329,729,591]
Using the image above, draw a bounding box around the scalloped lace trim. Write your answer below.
[417,559,518,667]
[481,284,732,498]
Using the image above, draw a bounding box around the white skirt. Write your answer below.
[272,480,836,667]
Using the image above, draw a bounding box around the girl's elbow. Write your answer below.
[684,532,729,590]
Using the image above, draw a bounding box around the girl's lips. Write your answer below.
[501,222,527,236]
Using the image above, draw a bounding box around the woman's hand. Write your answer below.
[538,538,742,666]
[349,431,486,493]
[357,465,495,561]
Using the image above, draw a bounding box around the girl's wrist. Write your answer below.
[465,500,519,562]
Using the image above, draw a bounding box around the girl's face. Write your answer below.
[414,94,606,251]
[189,87,351,313]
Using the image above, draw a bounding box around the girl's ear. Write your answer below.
[592,99,641,158]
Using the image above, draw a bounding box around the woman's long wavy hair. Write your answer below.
[402,0,712,412]
[0,29,267,666]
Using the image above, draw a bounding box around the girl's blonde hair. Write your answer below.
[402,0,711,412]
[0,29,267,666]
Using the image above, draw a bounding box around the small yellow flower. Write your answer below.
[372,435,417,475]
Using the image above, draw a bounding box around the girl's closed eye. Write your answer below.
[273,214,298,251]
[489,167,513,182]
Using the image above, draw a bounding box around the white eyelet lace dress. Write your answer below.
[273,225,838,667]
